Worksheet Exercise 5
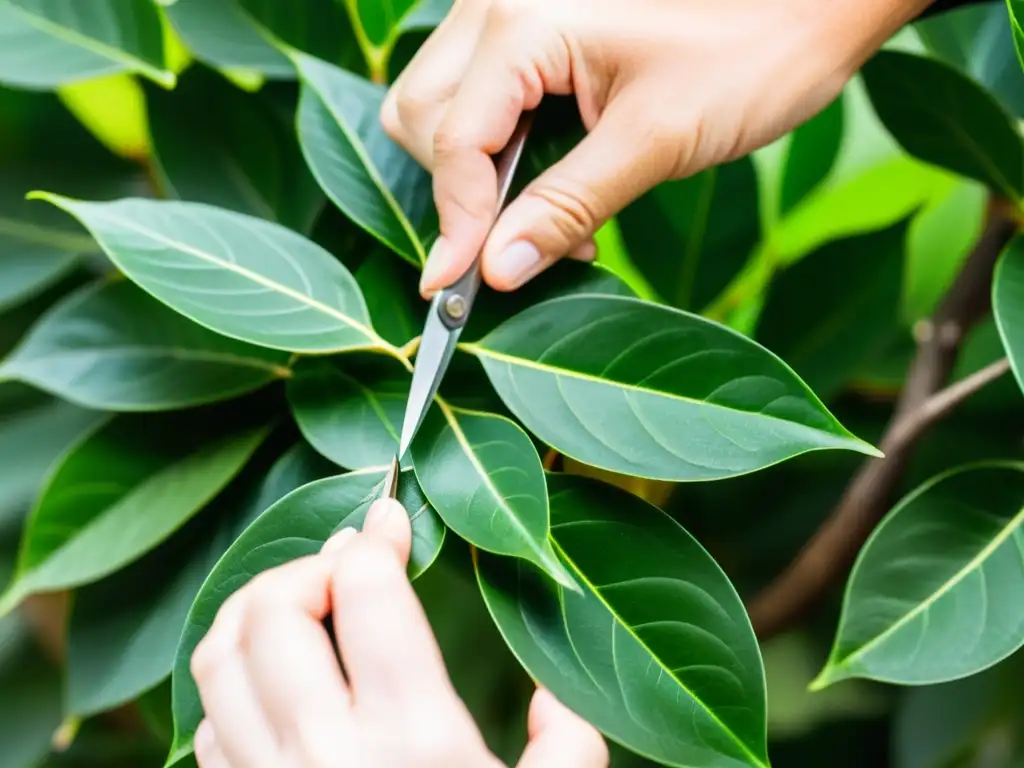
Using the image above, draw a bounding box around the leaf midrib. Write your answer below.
[834,503,1024,671]
[463,343,863,448]
[549,535,768,768]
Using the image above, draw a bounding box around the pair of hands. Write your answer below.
[193,0,932,764]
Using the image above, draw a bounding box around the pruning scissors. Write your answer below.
[378,112,535,501]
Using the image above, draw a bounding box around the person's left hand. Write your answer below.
[189,495,608,767]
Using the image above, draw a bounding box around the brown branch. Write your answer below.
[748,202,1017,640]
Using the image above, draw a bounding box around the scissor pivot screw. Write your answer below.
[444,294,468,320]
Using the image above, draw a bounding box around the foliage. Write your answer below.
[0,2,1021,767]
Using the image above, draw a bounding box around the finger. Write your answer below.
[362,497,413,562]
[329,528,457,712]
[482,91,673,290]
[516,688,609,768]
[420,6,566,296]
[194,720,232,768]
[381,0,490,169]
[567,237,597,263]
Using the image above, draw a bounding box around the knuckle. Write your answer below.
[524,181,601,238]
[379,91,402,141]
[432,124,470,162]
[190,627,234,683]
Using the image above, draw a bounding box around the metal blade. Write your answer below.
[397,298,462,458]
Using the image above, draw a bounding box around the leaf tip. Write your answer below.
[164,741,194,768]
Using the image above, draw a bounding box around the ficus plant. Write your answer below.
[0,1,1023,767]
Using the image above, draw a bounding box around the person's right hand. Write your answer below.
[381,0,932,297]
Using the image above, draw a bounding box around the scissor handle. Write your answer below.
[435,111,535,331]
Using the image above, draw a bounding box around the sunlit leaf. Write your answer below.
[813,462,1024,689]
[477,473,768,768]
[169,466,445,763]
[466,295,879,482]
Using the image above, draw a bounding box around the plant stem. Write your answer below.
[747,198,1017,640]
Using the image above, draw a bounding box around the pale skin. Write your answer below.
[193,0,938,764]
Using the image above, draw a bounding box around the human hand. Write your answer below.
[381,0,932,296]
[190,495,608,767]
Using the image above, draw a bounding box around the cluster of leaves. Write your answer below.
[0,1,1022,767]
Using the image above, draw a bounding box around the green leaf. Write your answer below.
[861,50,1024,199]
[395,0,453,36]
[146,66,324,234]
[0,385,105,526]
[0,0,172,89]
[813,462,1024,689]
[465,294,879,482]
[169,466,445,763]
[66,442,335,718]
[780,95,844,215]
[0,279,291,411]
[0,87,139,310]
[34,195,388,355]
[412,402,575,588]
[287,356,406,469]
[476,473,769,768]
[0,411,271,614]
[618,157,760,312]
[994,235,1024,396]
[293,52,434,266]
[756,220,907,402]
[1011,0,1024,73]
[0,613,63,768]
[354,249,426,347]
[163,0,364,78]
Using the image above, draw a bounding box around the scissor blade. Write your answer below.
[398,300,461,458]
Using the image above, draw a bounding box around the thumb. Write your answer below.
[517,687,608,768]
[483,91,673,291]
[361,498,412,567]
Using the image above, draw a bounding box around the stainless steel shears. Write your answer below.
[378,112,534,500]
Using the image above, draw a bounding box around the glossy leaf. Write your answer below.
[0,87,139,310]
[618,157,760,312]
[34,196,386,354]
[163,0,363,77]
[0,385,104,526]
[813,462,1024,689]
[287,357,407,469]
[66,442,335,718]
[476,473,768,768]
[0,279,291,411]
[146,67,323,234]
[0,0,172,89]
[861,50,1024,198]
[169,467,445,763]
[412,402,574,588]
[293,52,434,266]
[780,95,844,215]
[466,295,878,482]
[756,220,907,402]
[354,249,426,346]
[349,0,451,51]
[0,412,271,614]
[994,236,1024,395]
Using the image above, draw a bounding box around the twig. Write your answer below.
[747,203,1017,639]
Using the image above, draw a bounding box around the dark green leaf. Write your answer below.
[0,0,172,89]
[0,279,291,411]
[476,473,768,768]
[0,613,63,768]
[163,0,364,77]
[0,411,271,614]
[0,250,77,313]
[412,402,574,588]
[146,66,323,234]
[994,235,1024,395]
[780,95,844,215]
[66,442,335,718]
[287,356,407,469]
[756,220,907,402]
[355,249,426,347]
[813,462,1024,689]
[618,157,759,312]
[35,196,390,355]
[293,52,434,266]
[169,467,445,762]
[467,294,879,482]
[861,49,1024,198]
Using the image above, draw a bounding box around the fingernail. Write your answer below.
[492,240,546,289]
[321,527,357,555]
[419,236,449,295]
